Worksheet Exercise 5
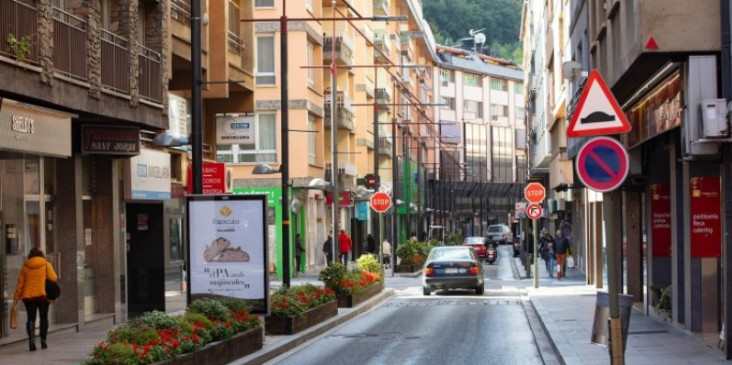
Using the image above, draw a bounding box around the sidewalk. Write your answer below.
[0,269,403,365]
[516,256,729,364]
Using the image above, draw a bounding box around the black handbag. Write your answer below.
[45,264,60,300]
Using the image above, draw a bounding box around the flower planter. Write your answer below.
[336,282,382,308]
[154,327,263,365]
[265,300,338,335]
[395,264,422,273]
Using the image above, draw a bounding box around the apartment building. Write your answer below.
[0,0,170,337]
[432,44,526,237]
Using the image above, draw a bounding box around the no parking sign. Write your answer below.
[576,137,629,192]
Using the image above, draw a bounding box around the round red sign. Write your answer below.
[370,192,392,213]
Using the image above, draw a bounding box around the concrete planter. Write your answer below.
[155,326,263,365]
[265,300,338,335]
[336,282,383,308]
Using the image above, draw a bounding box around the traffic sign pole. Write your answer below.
[533,218,539,289]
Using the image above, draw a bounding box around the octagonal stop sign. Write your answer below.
[370,192,392,213]
[524,182,546,204]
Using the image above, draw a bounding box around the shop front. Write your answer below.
[0,99,73,338]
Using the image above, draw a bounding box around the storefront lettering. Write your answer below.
[11,115,34,134]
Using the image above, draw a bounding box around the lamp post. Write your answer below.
[191,0,202,194]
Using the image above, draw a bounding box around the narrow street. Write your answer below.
[268,247,544,365]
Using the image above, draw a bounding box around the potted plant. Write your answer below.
[319,255,383,307]
[395,240,432,272]
[265,284,337,335]
[84,298,262,365]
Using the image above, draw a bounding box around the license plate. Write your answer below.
[445,268,458,274]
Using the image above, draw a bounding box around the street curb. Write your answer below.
[232,288,395,365]
[529,294,578,365]
[522,297,562,365]
[395,270,422,278]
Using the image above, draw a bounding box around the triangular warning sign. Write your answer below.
[567,70,631,138]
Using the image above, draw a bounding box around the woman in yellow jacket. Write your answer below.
[14,247,58,351]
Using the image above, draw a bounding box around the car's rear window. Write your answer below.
[464,237,483,244]
[429,248,472,261]
[488,226,503,232]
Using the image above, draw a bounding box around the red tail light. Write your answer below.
[425,267,435,276]
[469,266,479,275]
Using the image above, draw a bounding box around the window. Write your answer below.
[490,104,508,119]
[307,41,315,86]
[256,36,275,85]
[463,100,483,117]
[514,83,524,94]
[440,96,455,110]
[308,114,317,165]
[463,73,480,86]
[216,114,277,163]
[515,107,526,119]
[515,129,527,149]
[491,126,512,181]
[255,0,274,7]
[440,69,454,84]
[490,78,508,91]
[516,155,527,183]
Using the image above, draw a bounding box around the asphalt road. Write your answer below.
[268,246,544,365]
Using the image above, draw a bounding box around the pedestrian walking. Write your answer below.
[294,233,305,277]
[363,234,376,254]
[323,231,333,266]
[554,229,571,279]
[545,240,556,278]
[14,247,58,351]
[338,229,352,265]
[540,229,555,273]
[382,238,392,268]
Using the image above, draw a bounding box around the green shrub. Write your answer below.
[651,284,672,314]
[107,322,157,345]
[319,263,347,290]
[139,310,180,330]
[217,297,250,312]
[85,342,137,365]
[357,253,381,274]
[396,240,432,265]
[187,298,233,322]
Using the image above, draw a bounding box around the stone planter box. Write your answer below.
[265,300,338,335]
[395,264,422,273]
[155,326,263,365]
[336,282,383,308]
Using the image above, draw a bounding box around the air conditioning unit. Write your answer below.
[700,99,729,138]
[556,198,566,211]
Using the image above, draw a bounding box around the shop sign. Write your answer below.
[625,72,681,148]
[690,176,721,258]
[650,183,671,257]
[216,114,255,145]
[187,194,269,314]
[81,125,140,155]
[126,148,171,200]
[326,191,352,207]
[187,162,227,194]
[0,98,72,157]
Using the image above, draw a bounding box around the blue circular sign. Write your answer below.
[576,137,629,192]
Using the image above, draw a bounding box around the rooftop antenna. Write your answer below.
[469,28,487,53]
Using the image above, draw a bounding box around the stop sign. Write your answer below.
[524,182,546,204]
[370,192,392,213]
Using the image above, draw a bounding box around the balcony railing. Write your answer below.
[375,88,391,109]
[101,29,130,93]
[139,45,162,103]
[0,0,40,64]
[378,138,392,156]
[53,7,88,81]
[373,33,391,61]
[324,91,355,131]
[373,0,389,15]
[171,0,192,25]
[323,30,353,66]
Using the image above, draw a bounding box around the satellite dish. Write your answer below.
[561,61,583,79]
[474,33,486,45]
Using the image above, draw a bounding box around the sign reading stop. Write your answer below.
[524,182,546,204]
[370,192,392,213]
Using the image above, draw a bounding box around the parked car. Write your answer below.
[462,236,487,258]
[423,246,484,296]
[486,224,513,244]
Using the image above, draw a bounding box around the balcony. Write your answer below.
[171,0,192,25]
[399,31,413,59]
[101,29,130,93]
[378,138,392,157]
[324,91,355,131]
[373,0,389,16]
[323,30,354,66]
[375,88,391,110]
[53,7,88,81]
[0,0,40,65]
[227,0,243,55]
[373,32,391,63]
[139,45,162,103]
